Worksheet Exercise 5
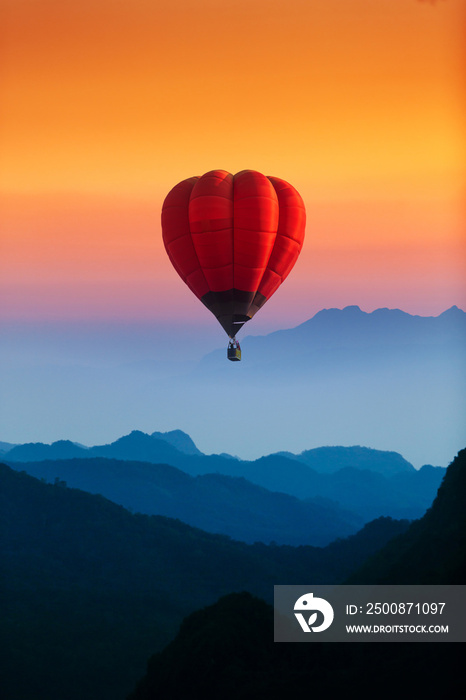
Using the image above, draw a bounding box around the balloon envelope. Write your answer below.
[161,169,305,337]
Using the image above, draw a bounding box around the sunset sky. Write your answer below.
[1,0,465,331]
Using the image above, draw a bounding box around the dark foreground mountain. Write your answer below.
[5,431,445,522]
[348,447,466,583]
[128,591,462,700]
[128,450,466,700]
[0,463,409,700]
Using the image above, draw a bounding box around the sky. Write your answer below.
[1,0,465,329]
[0,0,465,460]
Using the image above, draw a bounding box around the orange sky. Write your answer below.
[1,0,465,326]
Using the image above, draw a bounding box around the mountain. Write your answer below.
[265,304,465,355]
[348,448,466,583]
[302,463,444,521]
[128,449,466,700]
[5,430,445,522]
[4,430,202,461]
[128,590,462,700]
[201,455,443,521]
[4,457,363,546]
[150,429,202,455]
[4,438,89,461]
[190,305,466,466]
[201,304,466,369]
[0,440,17,454]
[5,430,417,475]
[276,445,415,475]
[0,462,409,700]
[6,430,183,464]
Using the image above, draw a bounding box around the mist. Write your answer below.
[1,307,464,468]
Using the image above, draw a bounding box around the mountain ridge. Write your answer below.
[275,445,415,475]
[3,456,364,546]
[3,429,423,473]
[4,431,445,527]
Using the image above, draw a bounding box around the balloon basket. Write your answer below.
[227,339,241,362]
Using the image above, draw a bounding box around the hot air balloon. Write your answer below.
[161,169,305,361]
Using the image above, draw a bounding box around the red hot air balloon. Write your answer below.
[161,170,306,360]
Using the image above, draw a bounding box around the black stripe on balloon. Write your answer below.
[201,289,267,337]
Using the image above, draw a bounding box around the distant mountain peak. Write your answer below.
[309,305,465,324]
[115,430,151,443]
[92,429,203,457]
[342,305,362,313]
[52,439,83,447]
[371,307,410,317]
[439,305,464,317]
[309,305,406,326]
[276,445,415,476]
[313,305,362,319]
[151,429,202,456]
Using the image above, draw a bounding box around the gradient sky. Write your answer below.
[1,0,465,332]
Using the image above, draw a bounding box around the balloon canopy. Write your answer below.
[161,169,306,338]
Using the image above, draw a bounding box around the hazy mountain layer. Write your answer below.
[5,430,445,525]
[4,456,364,546]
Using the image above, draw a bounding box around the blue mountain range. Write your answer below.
[3,429,446,545]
